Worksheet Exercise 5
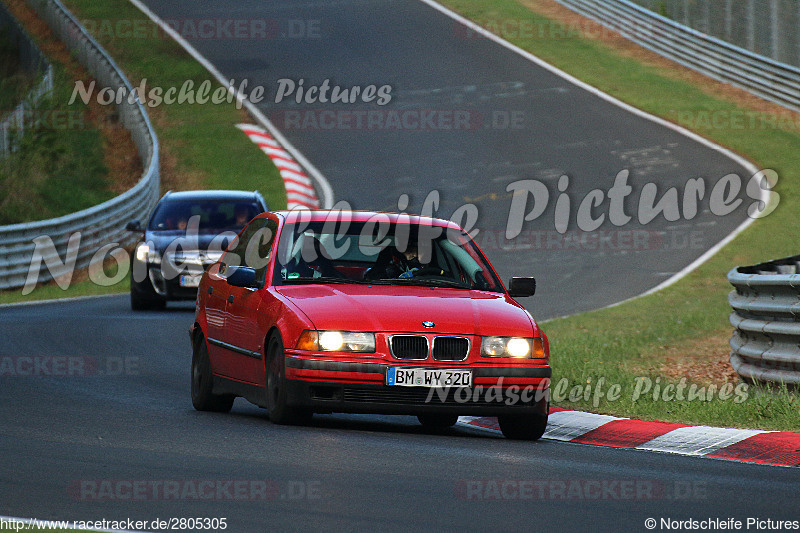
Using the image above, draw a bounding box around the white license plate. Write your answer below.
[180,274,202,288]
[386,367,472,387]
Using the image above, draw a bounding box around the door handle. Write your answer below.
[228,294,235,304]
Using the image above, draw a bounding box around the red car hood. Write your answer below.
[275,284,536,336]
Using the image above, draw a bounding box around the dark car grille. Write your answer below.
[343,387,463,405]
[390,335,471,361]
[342,386,539,407]
[433,337,470,361]
[390,335,428,360]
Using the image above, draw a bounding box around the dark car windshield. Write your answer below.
[270,219,503,293]
[148,199,261,232]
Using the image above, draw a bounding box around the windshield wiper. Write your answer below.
[380,278,471,289]
[282,276,366,285]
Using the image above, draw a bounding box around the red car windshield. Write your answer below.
[272,220,503,292]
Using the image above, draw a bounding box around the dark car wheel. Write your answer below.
[130,271,166,311]
[417,414,459,430]
[191,338,234,412]
[130,290,166,311]
[497,413,548,440]
[266,333,312,425]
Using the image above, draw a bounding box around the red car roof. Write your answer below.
[269,210,463,230]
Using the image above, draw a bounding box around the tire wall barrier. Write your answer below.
[728,257,800,386]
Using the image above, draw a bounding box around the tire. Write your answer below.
[131,290,166,311]
[191,338,234,412]
[130,275,166,311]
[266,333,312,425]
[497,413,548,440]
[417,414,458,430]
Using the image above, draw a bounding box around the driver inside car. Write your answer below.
[366,243,445,280]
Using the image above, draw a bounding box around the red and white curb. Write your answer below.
[236,124,320,210]
[459,408,800,467]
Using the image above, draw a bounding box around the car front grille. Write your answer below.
[389,335,471,361]
[390,335,428,360]
[343,386,463,405]
[432,337,470,361]
[342,386,539,407]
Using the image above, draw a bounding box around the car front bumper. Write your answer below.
[283,355,551,417]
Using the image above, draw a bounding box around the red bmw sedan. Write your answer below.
[190,210,551,439]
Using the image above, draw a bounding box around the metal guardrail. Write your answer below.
[553,0,800,112]
[0,0,160,291]
[728,257,800,386]
[0,2,54,157]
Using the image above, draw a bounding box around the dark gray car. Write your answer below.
[126,190,268,310]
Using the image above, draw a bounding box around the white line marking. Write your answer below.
[636,426,766,456]
[542,410,625,441]
[128,0,333,208]
[417,0,766,305]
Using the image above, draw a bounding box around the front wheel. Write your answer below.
[191,338,234,412]
[266,333,312,425]
[497,413,548,440]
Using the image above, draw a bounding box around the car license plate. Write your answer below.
[179,274,202,288]
[386,367,472,387]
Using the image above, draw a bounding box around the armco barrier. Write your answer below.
[0,2,54,157]
[728,257,800,386]
[0,0,159,291]
[554,0,800,113]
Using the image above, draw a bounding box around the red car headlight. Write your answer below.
[295,330,376,353]
[481,336,546,359]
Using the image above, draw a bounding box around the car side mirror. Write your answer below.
[508,277,536,297]
[226,265,259,288]
[126,220,143,232]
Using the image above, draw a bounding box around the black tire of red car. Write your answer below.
[417,414,459,430]
[191,338,235,412]
[497,413,548,440]
[266,332,313,425]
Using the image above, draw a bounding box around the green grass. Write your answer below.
[62,0,286,201]
[0,66,110,224]
[0,272,129,306]
[2,0,285,301]
[440,0,800,430]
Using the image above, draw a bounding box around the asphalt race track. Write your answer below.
[2,1,793,531]
[1,297,798,532]
[139,0,757,319]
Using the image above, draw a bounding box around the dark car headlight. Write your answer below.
[134,242,161,265]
